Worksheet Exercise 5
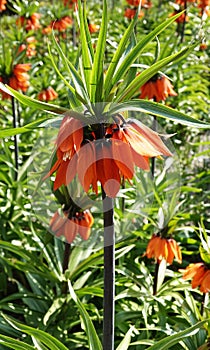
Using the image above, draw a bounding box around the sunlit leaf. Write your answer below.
[109,100,210,128]
[147,320,209,350]
[2,314,69,350]
[68,281,103,350]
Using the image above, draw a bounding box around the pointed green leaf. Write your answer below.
[0,83,67,114]
[117,45,196,101]
[90,0,107,102]
[147,320,209,350]
[109,100,210,128]
[116,327,135,350]
[106,11,185,97]
[104,12,138,97]
[0,117,49,137]
[68,281,102,350]
[0,335,35,350]
[77,0,93,89]
[2,314,69,350]
[50,31,91,107]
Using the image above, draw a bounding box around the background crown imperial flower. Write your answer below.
[145,234,182,264]
[50,209,94,244]
[180,263,210,293]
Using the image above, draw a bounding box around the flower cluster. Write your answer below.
[180,262,210,293]
[145,234,182,264]
[124,0,152,19]
[18,36,37,58]
[0,0,7,12]
[43,16,72,34]
[63,0,77,8]
[38,86,58,101]
[16,13,41,31]
[0,63,31,99]
[139,74,177,102]
[44,115,172,198]
[50,209,94,243]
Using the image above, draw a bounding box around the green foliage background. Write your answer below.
[0,0,209,348]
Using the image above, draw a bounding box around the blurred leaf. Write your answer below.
[110,100,210,128]
[117,44,197,101]
[116,326,136,350]
[147,320,209,350]
[2,314,69,350]
[0,83,67,115]
[0,334,34,350]
[68,281,103,350]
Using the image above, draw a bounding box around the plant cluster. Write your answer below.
[0,0,209,349]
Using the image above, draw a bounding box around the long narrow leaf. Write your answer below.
[0,335,35,350]
[77,0,93,90]
[0,83,68,115]
[117,44,196,101]
[0,117,49,137]
[105,11,185,98]
[147,320,209,350]
[116,327,135,350]
[68,281,103,350]
[51,31,91,107]
[109,100,210,128]
[103,12,138,96]
[2,314,69,350]
[90,0,107,102]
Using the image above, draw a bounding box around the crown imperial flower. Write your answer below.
[145,234,182,264]
[44,115,172,198]
[180,263,210,293]
[50,209,94,243]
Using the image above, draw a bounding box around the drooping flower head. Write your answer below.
[145,234,182,264]
[0,0,7,12]
[44,114,172,198]
[180,262,210,293]
[50,208,94,244]
[18,36,37,58]
[124,8,144,19]
[139,74,177,102]
[0,63,31,99]
[16,13,41,31]
[38,86,58,101]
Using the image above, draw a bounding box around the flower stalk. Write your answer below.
[102,187,115,350]
[11,96,19,179]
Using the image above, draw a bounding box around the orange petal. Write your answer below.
[53,159,71,191]
[65,152,78,186]
[200,270,210,293]
[131,149,150,170]
[56,116,83,150]
[128,120,172,157]
[50,211,65,232]
[145,235,158,258]
[191,265,207,289]
[180,263,204,280]
[112,139,134,179]
[96,141,121,198]
[77,141,97,193]
[64,218,77,243]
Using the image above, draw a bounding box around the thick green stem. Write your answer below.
[102,187,115,350]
